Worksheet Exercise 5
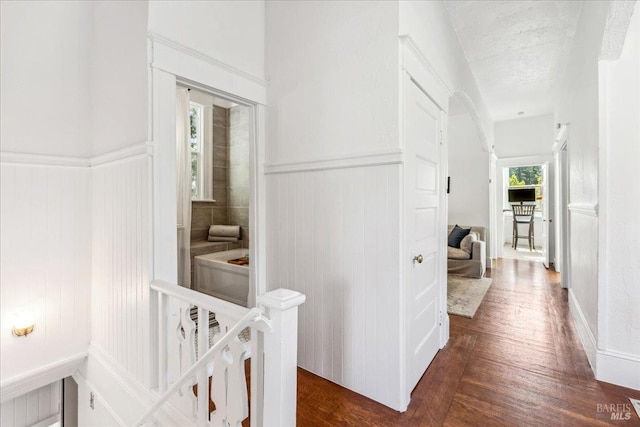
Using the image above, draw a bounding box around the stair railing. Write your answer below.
[137,280,305,427]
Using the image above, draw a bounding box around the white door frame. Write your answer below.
[399,37,450,409]
[552,125,570,287]
[147,33,268,304]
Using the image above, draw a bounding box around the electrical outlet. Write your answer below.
[90,391,95,410]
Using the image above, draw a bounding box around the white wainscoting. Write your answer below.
[91,155,151,386]
[266,163,402,410]
[0,163,91,386]
[0,380,61,427]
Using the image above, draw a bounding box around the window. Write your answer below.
[190,103,204,198]
[505,165,543,211]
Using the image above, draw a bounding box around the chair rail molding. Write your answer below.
[0,142,152,169]
[568,203,599,217]
[0,352,87,403]
[264,148,404,174]
[0,152,89,168]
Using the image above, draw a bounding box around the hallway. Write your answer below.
[295,259,640,426]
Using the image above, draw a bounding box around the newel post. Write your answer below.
[258,288,306,427]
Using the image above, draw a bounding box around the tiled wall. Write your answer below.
[189,104,250,263]
[229,105,250,249]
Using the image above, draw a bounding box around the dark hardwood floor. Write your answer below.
[295,258,640,426]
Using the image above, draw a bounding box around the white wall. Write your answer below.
[0,380,61,427]
[148,0,265,80]
[556,0,611,361]
[598,6,640,383]
[494,114,555,158]
[0,1,93,158]
[447,109,490,246]
[399,0,493,147]
[266,1,399,164]
[265,1,403,409]
[91,1,148,156]
[0,164,91,384]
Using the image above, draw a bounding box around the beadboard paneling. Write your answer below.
[0,163,91,382]
[266,164,402,409]
[0,380,61,427]
[91,156,150,385]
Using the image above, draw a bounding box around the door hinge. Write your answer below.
[439,310,443,326]
[439,130,444,145]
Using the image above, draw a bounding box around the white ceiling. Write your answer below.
[445,0,583,121]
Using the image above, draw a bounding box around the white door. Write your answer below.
[405,76,443,391]
[542,161,550,268]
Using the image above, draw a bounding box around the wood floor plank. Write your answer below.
[292,258,640,426]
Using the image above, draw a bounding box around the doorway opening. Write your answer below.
[175,84,254,308]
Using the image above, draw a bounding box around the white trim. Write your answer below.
[264,149,404,174]
[596,349,640,391]
[0,352,87,403]
[0,143,153,169]
[72,371,126,427]
[0,152,89,168]
[29,414,60,427]
[568,203,599,217]
[90,142,152,167]
[568,289,597,371]
[149,32,267,106]
[82,344,192,427]
[399,36,450,112]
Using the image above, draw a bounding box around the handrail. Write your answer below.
[133,307,270,427]
[151,279,248,320]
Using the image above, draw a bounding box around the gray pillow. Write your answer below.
[447,225,470,248]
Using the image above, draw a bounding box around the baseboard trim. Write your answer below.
[0,352,87,403]
[568,289,597,371]
[596,349,640,391]
[265,149,404,174]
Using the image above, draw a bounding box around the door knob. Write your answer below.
[414,254,424,264]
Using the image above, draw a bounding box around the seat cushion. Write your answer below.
[447,246,471,260]
[447,225,471,248]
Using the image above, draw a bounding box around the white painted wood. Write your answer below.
[264,149,404,174]
[0,163,91,393]
[0,152,89,168]
[91,155,151,386]
[0,381,61,427]
[149,34,267,106]
[89,142,151,167]
[403,75,443,393]
[542,161,550,268]
[0,353,85,403]
[265,164,403,409]
[568,203,599,217]
[259,289,306,427]
[596,349,640,391]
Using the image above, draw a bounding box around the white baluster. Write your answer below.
[197,307,209,427]
[158,292,168,393]
[226,338,249,426]
[258,289,306,427]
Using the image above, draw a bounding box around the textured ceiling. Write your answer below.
[445,0,583,121]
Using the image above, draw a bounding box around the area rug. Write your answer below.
[447,275,492,318]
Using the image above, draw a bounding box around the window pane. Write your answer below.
[191,153,198,197]
[190,107,199,152]
[508,166,542,186]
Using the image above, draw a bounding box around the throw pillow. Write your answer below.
[447,224,471,248]
[460,232,477,253]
